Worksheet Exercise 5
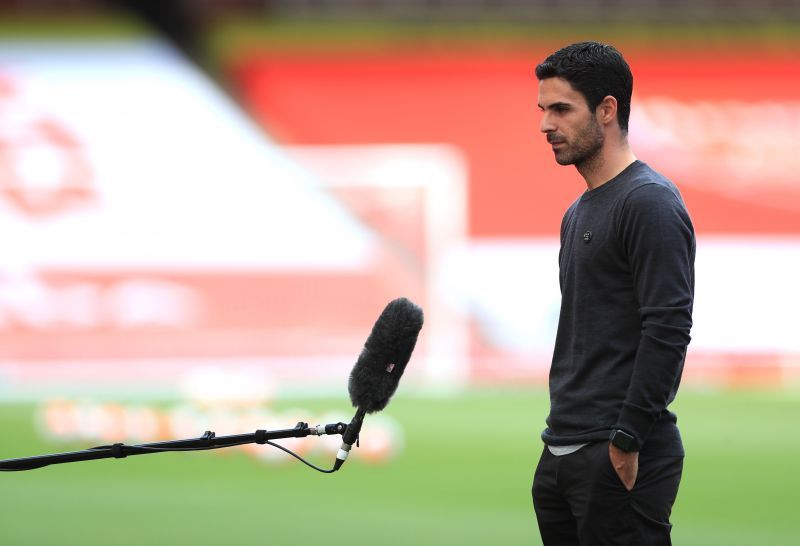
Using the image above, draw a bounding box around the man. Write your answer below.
[531,42,695,546]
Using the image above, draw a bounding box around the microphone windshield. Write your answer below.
[348,298,424,413]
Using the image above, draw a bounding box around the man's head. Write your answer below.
[535,42,633,168]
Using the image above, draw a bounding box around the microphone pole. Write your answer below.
[0,421,347,472]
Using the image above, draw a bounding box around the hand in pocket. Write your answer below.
[609,442,639,491]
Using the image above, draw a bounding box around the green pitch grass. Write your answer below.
[1,388,798,545]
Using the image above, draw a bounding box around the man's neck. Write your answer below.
[577,143,637,191]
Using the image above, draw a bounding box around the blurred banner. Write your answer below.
[1,38,798,399]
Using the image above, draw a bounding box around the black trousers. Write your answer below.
[532,442,683,546]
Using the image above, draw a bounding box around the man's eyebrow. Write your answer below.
[539,101,572,111]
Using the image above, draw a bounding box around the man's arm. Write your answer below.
[614,182,695,450]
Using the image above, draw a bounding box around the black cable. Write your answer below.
[264,441,336,474]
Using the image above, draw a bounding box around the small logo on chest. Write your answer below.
[583,230,593,243]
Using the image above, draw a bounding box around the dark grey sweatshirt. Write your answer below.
[542,160,695,456]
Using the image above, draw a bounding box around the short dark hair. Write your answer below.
[535,41,633,133]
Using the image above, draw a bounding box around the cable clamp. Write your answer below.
[200,431,216,447]
[111,443,127,459]
[255,430,268,444]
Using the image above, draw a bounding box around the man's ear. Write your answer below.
[596,95,618,126]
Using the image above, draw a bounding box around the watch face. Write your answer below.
[612,430,635,451]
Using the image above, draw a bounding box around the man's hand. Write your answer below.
[609,442,639,491]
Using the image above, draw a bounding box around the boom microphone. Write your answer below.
[334,297,424,471]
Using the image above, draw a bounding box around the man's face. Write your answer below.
[537,77,604,167]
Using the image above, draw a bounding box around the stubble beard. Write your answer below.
[554,117,605,170]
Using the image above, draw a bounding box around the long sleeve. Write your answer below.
[614,183,695,448]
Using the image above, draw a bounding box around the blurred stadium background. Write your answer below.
[1,1,799,544]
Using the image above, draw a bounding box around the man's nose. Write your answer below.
[539,111,555,134]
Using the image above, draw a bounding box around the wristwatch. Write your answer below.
[609,429,638,452]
